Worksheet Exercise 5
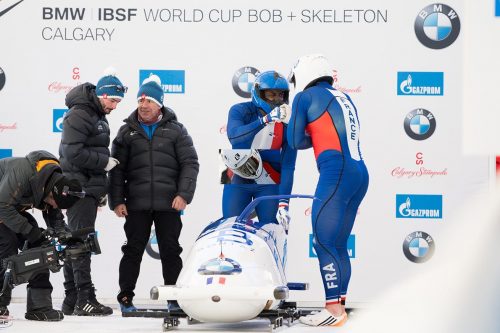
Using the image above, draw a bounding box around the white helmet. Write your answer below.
[288,54,333,93]
[221,149,262,180]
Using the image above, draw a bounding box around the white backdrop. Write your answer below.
[0,0,494,307]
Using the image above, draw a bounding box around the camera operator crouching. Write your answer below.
[0,151,83,321]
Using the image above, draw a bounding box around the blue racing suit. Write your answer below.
[287,81,369,305]
[223,101,297,223]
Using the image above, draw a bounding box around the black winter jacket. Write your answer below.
[0,151,63,235]
[108,107,199,212]
[59,83,111,199]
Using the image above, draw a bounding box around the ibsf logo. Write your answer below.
[139,70,185,94]
[396,194,442,219]
[415,3,460,49]
[53,109,67,132]
[397,72,443,96]
[309,234,355,258]
[0,149,13,159]
[0,66,5,91]
[403,231,435,263]
[404,108,436,140]
[232,66,260,98]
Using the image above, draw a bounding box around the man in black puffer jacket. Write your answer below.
[59,68,126,316]
[108,75,199,313]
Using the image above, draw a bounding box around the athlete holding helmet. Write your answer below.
[223,71,297,229]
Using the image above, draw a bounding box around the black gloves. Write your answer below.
[26,226,47,248]
[26,225,42,243]
[43,208,65,228]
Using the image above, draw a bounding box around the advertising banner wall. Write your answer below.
[0,0,492,307]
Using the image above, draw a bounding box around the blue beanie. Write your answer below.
[96,67,126,100]
[137,75,164,107]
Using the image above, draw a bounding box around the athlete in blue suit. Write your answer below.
[287,55,369,327]
[223,71,297,227]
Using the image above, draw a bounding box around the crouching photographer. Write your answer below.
[0,150,83,321]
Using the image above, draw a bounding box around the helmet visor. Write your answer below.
[234,155,261,179]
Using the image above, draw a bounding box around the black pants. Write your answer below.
[118,210,183,299]
[63,196,97,291]
[0,212,52,307]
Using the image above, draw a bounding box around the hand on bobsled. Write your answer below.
[276,202,291,234]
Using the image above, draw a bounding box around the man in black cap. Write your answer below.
[0,150,83,321]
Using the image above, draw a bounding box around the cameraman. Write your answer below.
[0,150,82,321]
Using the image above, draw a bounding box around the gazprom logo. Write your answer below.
[53,109,67,132]
[139,70,185,94]
[397,72,443,96]
[309,234,355,258]
[396,194,442,219]
[0,149,12,159]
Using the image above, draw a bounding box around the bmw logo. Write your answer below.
[198,257,242,275]
[0,67,5,91]
[403,231,435,263]
[415,4,460,49]
[404,108,436,140]
[232,66,260,98]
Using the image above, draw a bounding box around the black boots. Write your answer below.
[0,306,8,316]
[118,295,137,313]
[73,287,113,316]
[25,308,64,321]
[61,288,77,315]
[25,288,64,321]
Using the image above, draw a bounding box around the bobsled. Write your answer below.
[150,195,313,327]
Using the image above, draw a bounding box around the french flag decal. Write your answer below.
[206,277,226,285]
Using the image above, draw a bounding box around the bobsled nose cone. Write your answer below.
[150,286,159,300]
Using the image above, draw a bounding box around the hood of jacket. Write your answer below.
[65,82,105,115]
[25,150,63,207]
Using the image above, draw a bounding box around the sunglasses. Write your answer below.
[99,84,128,93]
[62,185,86,198]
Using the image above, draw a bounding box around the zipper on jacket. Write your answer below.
[149,136,154,211]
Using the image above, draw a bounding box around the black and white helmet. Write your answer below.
[221,149,263,180]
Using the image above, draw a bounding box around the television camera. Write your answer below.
[0,226,101,296]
